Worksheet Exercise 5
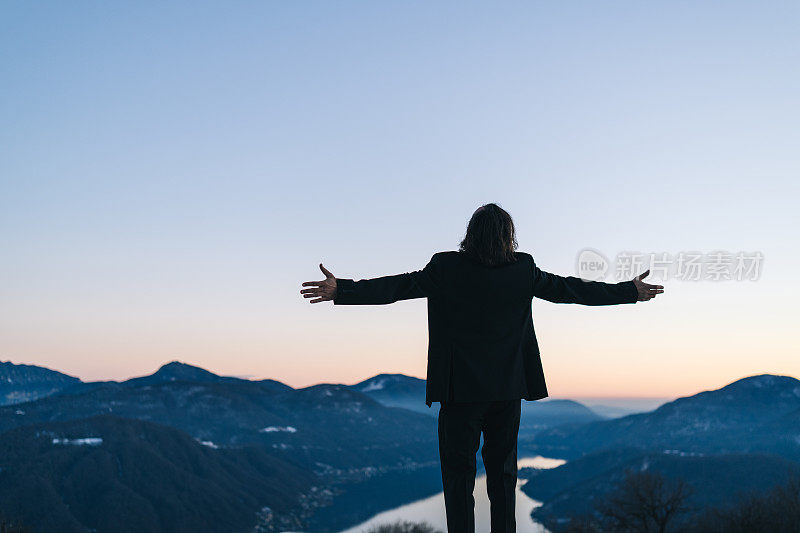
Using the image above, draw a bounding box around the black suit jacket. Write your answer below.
[334,251,638,406]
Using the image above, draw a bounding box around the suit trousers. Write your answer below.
[438,399,521,533]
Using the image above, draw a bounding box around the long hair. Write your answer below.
[458,203,518,266]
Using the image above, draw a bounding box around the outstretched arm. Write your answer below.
[533,260,663,305]
[301,255,442,305]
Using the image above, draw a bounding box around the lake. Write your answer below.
[339,456,566,533]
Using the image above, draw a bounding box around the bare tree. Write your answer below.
[594,470,691,533]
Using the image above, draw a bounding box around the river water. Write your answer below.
[339,456,565,533]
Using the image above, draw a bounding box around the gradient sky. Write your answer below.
[2,2,798,398]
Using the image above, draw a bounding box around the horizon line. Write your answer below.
[4,358,796,401]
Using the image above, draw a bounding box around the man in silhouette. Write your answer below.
[301,203,663,533]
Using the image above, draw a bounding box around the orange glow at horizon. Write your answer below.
[1,240,796,401]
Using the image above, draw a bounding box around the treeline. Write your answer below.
[0,513,30,533]
[365,522,442,533]
[561,471,800,533]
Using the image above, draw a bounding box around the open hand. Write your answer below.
[301,264,338,304]
[632,270,664,302]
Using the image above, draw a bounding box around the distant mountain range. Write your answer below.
[2,360,800,532]
[0,362,438,473]
[0,361,81,405]
[520,374,800,460]
[0,363,611,432]
[578,398,669,418]
[352,373,605,431]
[353,374,430,414]
[518,374,800,530]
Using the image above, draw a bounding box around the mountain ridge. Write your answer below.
[521,373,800,459]
[0,360,82,405]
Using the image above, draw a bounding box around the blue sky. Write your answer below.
[2,2,798,396]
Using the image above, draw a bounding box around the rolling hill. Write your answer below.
[0,415,315,533]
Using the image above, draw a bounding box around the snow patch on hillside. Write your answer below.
[260,426,297,433]
[361,379,386,392]
[52,437,103,446]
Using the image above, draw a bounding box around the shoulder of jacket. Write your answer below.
[433,250,460,260]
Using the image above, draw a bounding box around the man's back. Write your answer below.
[423,251,539,405]
[432,251,533,338]
[333,250,639,405]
